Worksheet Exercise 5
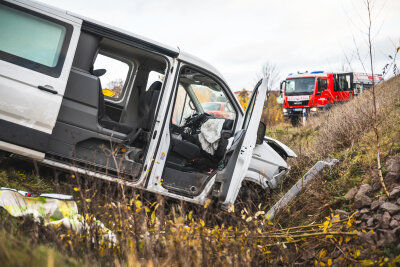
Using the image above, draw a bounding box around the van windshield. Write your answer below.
[285,77,316,96]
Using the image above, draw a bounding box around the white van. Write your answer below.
[0,0,295,209]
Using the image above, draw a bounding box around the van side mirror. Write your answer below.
[256,121,266,145]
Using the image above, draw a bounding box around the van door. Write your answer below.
[0,1,81,154]
[213,78,268,209]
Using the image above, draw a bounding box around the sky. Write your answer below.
[40,0,400,91]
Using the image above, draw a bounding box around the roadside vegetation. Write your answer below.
[0,75,400,266]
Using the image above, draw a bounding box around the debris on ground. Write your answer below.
[0,187,116,243]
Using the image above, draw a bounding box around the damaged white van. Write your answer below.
[0,0,296,208]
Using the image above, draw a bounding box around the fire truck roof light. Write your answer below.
[311,71,324,74]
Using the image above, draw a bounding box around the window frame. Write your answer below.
[0,2,73,78]
[94,50,134,102]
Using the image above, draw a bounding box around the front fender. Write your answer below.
[264,136,297,158]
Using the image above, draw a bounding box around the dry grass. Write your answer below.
[309,76,400,155]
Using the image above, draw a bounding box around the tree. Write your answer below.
[107,79,124,98]
[238,88,249,110]
[260,62,283,126]
[261,62,280,91]
[364,0,388,196]
[261,94,284,126]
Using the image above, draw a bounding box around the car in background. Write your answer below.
[201,102,235,119]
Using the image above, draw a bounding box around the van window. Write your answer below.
[191,84,236,120]
[0,3,72,77]
[174,68,237,123]
[172,84,195,126]
[94,53,130,100]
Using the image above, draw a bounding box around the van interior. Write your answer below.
[47,30,240,196]
[47,31,167,179]
[161,67,238,197]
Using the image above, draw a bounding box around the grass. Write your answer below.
[0,75,400,266]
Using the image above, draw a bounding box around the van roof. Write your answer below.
[12,0,226,83]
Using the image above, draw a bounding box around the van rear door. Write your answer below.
[213,78,268,209]
[0,1,81,154]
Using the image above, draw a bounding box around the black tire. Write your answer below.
[290,116,300,127]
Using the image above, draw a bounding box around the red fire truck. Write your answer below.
[280,71,382,126]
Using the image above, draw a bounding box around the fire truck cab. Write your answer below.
[281,71,382,126]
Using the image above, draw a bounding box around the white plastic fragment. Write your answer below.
[266,158,339,221]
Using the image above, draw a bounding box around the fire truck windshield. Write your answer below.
[285,77,316,96]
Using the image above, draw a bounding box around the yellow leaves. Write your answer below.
[347,218,355,228]
[354,249,360,259]
[188,210,193,221]
[204,199,212,209]
[265,214,273,225]
[319,249,327,259]
[327,258,332,266]
[345,236,351,243]
[199,219,205,228]
[359,259,375,266]
[285,236,294,243]
[322,220,331,233]
[73,187,80,192]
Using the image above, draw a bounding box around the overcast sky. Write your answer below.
[40,0,400,91]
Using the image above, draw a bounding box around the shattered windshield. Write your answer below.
[285,78,316,96]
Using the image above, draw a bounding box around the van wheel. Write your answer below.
[290,116,300,127]
[236,181,269,213]
[0,150,10,164]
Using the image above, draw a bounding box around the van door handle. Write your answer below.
[38,85,57,94]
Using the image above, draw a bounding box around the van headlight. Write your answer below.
[283,108,287,113]
[310,107,318,112]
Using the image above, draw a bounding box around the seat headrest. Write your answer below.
[92,69,107,77]
[147,81,162,92]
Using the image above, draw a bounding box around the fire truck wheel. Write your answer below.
[290,116,300,127]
